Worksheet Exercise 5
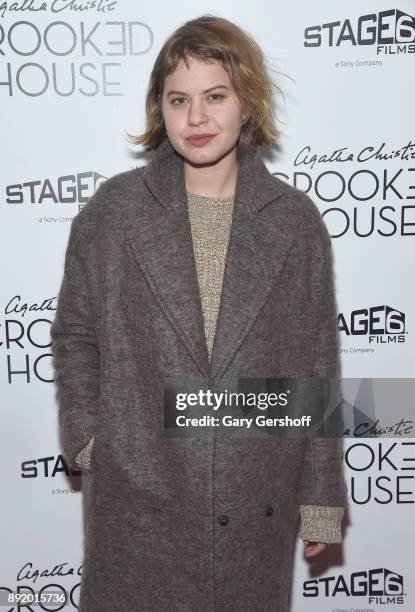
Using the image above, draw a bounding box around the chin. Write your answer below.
[187,141,238,164]
[180,144,217,165]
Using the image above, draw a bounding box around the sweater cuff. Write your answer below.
[300,504,344,543]
[74,433,95,471]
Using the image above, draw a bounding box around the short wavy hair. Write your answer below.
[127,14,282,154]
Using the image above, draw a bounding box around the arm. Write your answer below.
[50,195,101,472]
[299,226,348,544]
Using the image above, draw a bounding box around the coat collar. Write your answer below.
[143,136,285,214]
[128,137,294,383]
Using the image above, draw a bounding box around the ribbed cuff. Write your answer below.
[74,433,95,471]
[300,504,344,543]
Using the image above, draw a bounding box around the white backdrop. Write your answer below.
[1,1,414,610]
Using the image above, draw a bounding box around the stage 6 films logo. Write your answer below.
[5,171,107,207]
[303,567,405,605]
[338,305,406,344]
[304,9,415,55]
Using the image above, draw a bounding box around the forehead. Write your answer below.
[164,56,231,89]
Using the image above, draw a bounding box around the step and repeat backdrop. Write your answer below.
[1,1,414,610]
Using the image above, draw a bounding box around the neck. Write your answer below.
[183,146,238,198]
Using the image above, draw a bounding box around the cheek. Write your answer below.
[219,114,243,136]
[162,104,174,125]
[163,109,183,136]
[162,101,179,123]
[217,103,243,129]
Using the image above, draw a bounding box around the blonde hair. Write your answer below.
[127,14,282,154]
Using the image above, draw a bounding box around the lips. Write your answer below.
[186,134,216,147]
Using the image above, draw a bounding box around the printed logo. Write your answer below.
[5,172,107,206]
[304,9,415,55]
[303,567,405,604]
[338,305,406,345]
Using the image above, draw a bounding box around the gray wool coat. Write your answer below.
[51,136,348,612]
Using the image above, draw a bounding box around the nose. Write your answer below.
[187,98,208,126]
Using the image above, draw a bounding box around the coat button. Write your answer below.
[218,514,229,526]
[265,505,273,516]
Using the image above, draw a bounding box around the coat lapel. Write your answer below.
[127,138,211,379]
[127,138,295,383]
[207,148,296,381]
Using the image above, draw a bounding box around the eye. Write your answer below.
[208,93,225,102]
[170,97,187,106]
[170,93,225,106]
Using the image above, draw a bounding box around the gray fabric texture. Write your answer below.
[51,136,348,611]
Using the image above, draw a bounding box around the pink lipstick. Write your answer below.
[186,134,216,147]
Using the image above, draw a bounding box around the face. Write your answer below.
[160,55,245,165]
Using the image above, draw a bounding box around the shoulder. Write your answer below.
[70,165,147,232]
[268,174,331,250]
[81,165,146,214]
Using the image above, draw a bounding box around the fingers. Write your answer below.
[304,541,328,558]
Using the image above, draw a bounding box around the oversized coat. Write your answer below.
[50,136,348,612]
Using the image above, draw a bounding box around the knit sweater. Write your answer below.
[186,190,235,358]
[74,190,344,544]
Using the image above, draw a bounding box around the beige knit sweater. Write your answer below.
[74,190,344,544]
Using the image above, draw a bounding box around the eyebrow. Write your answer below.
[166,84,229,97]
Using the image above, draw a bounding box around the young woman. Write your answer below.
[51,14,347,612]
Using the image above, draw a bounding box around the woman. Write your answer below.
[51,14,347,612]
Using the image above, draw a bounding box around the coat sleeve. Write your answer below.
[298,222,348,544]
[50,196,101,472]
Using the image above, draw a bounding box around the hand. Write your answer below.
[304,541,328,558]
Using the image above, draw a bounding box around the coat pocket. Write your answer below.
[74,394,130,473]
[74,432,96,472]
[72,393,117,472]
